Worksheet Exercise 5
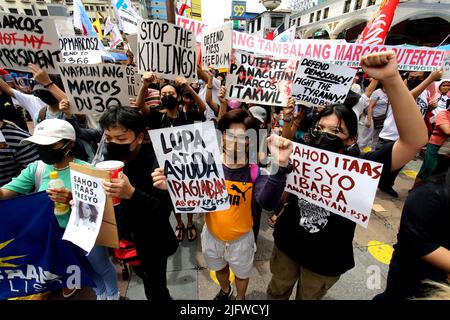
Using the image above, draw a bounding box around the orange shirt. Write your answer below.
[205,179,254,242]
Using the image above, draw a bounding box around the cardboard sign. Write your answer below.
[59,36,102,65]
[292,57,356,107]
[226,50,298,107]
[137,20,197,82]
[65,163,118,249]
[59,63,129,116]
[54,18,76,37]
[285,142,383,228]
[123,65,142,97]
[201,22,233,70]
[0,13,62,73]
[443,53,450,78]
[148,121,230,213]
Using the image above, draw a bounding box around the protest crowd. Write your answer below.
[0,3,449,303]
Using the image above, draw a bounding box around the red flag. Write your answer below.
[265,30,275,41]
[357,0,399,44]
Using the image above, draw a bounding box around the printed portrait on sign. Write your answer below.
[75,201,99,232]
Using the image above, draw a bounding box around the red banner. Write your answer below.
[357,0,399,44]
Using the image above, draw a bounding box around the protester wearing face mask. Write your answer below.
[99,106,178,301]
[267,51,429,300]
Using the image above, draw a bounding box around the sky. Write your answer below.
[202,0,291,26]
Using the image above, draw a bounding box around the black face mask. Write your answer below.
[161,95,178,109]
[106,141,134,161]
[38,142,70,165]
[407,79,423,91]
[34,90,59,106]
[309,131,344,153]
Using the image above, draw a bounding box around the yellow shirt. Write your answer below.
[205,179,254,242]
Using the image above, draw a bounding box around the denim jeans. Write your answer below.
[86,245,119,297]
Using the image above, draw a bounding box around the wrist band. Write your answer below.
[44,82,54,88]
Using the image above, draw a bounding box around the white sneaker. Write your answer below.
[96,292,107,300]
[107,292,120,300]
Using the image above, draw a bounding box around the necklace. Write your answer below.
[53,164,70,171]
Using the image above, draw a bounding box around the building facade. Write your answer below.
[289,0,450,45]
[246,10,291,39]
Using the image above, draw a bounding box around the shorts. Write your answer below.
[201,226,256,279]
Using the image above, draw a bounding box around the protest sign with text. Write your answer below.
[123,65,142,97]
[59,63,129,116]
[443,53,450,78]
[59,36,102,65]
[201,22,233,70]
[0,12,62,73]
[138,20,197,82]
[292,57,356,107]
[226,50,298,106]
[149,121,230,214]
[285,142,383,228]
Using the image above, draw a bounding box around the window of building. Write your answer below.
[39,10,48,16]
[367,0,376,6]
[316,10,321,22]
[297,17,301,27]
[9,8,18,14]
[257,17,261,31]
[309,13,314,23]
[324,7,329,19]
[85,5,89,11]
[271,16,284,28]
[90,6,94,11]
[354,0,363,10]
[24,9,33,15]
[344,0,351,13]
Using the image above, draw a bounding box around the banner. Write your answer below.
[63,165,107,253]
[110,24,124,50]
[59,36,102,65]
[274,25,296,43]
[292,57,356,107]
[201,22,233,70]
[443,53,450,78]
[104,16,114,36]
[226,50,298,107]
[175,15,446,71]
[357,0,399,45]
[113,0,140,34]
[59,63,129,116]
[0,13,62,74]
[148,121,230,213]
[285,143,383,228]
[138,20,197,82]
[0,192,94,300]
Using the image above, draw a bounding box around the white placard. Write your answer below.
[63,170,106,253]
[0,12,62,74]
[201,22,233,70]
[292,57,356,107]
[442,53,450,78]
[137,20,197,82]
[123,65,142,98]
[59,36,102,65]
[285,142,383,228]
[59,63,130,116]
[226,49,298,107]
[148,121,230,214]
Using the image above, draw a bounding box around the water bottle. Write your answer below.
[48,171,70,216]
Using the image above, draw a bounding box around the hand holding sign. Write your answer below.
[151,168,168,191]
[267,135,293,168]
[59,98,72,117]
[361,51,399,82]
[219,86,227,104]
[29,63,52,86]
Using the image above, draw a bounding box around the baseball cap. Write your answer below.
[20,119,76,146]
[249,106,267,124]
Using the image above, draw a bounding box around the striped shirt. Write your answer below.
[0,121,39,186]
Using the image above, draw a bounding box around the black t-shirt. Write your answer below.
[145,109,203,129]
[0,92,28,132]
[384,178,450,299]
[273,142,394,277]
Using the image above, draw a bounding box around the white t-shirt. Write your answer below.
[432,94,449,116]
[12,89,46,120]
[379,91,429,142]
[198,77,221,121]
[370,89,389,117]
